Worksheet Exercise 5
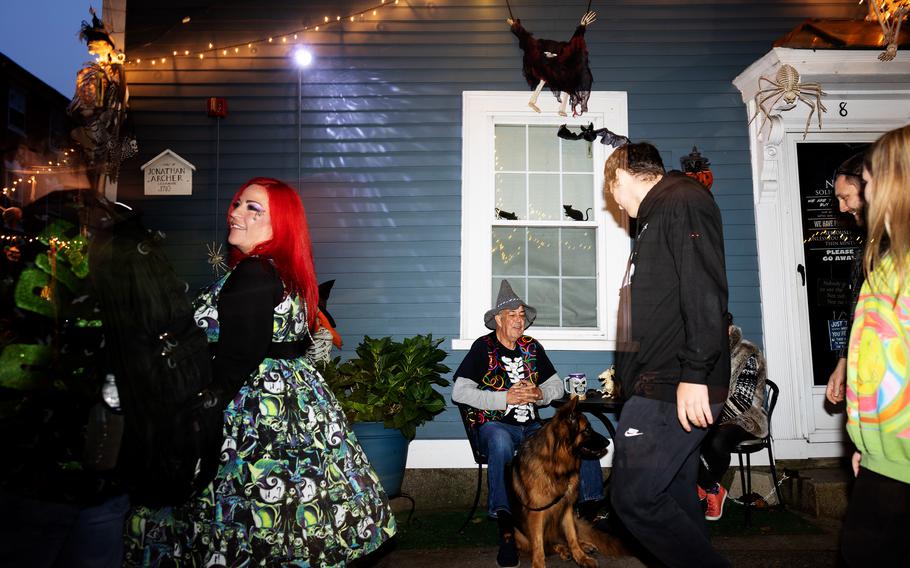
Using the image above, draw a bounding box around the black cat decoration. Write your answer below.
[495,208,518,220]
[563,204,592,221]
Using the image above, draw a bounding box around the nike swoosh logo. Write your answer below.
[624,428,644,437]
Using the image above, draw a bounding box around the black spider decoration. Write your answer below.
[557,123,629,148]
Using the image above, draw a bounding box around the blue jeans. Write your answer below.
[478,420,604,517]
[0,492,129,568]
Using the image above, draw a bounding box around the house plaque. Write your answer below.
[141,149,196,196]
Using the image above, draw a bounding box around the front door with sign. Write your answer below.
[795,142,868,386]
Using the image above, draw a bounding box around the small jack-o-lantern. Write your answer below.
[680,146,714,191]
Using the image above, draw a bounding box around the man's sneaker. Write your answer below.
[704,483,727,521]
[697,485,707,502]
[497,532,520,568]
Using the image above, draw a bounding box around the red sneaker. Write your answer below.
[705,484,727,521]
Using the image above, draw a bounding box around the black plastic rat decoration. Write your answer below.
[496,208,519,220]
[563,204,593,221]
[557,123,629,148]
[507,2,596,117]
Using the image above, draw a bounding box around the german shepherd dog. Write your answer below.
[510,398,625,568]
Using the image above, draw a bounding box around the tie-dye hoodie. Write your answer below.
[846,253,910,484]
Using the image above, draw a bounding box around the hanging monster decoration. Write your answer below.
[507,1,596,117]
[68,8,137,185]
[864,0,909,61]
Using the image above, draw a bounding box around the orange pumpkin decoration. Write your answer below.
[680,146,713,191]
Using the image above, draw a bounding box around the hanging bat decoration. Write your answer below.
[557,123,629,148]
[509,11,596,117]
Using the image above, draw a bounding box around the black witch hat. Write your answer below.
[79,7,114,48]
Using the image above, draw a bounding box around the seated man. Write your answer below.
[452,279,605,568]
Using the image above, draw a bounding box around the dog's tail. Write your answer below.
[576,519,628,558]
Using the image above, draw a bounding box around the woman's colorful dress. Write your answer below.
[125,265,396,566]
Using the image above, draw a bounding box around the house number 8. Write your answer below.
[839,102,848,117]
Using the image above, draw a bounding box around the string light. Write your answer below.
[125,0,401,65]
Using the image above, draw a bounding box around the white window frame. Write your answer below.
[454,91,630,351]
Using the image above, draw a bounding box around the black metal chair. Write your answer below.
[456,403,487,533]
[733,378,783,525]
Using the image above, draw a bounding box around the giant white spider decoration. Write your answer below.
[749,64,827,139]
[863,0,909,61]
[206,242,228,276]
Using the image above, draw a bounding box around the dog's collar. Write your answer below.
[516,474,577,512]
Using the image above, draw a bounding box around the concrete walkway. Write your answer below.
[362,516,844,567]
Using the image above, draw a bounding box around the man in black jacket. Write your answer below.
[604,142,730,567]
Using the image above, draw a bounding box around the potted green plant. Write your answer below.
[318,334,451,496]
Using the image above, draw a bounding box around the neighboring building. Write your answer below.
[0,53,83,207]
[119,0,879,466]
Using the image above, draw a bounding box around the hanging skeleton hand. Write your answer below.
[580,11,597,26]
[507,17,515,26]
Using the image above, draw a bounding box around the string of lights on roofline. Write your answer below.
[125,0,401,67]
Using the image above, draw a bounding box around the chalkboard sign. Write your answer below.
[796,142,867,386]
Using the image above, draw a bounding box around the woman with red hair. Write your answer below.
[126,178,396,566]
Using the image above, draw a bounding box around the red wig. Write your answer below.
[227,177,318,329]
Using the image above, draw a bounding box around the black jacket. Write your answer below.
[616,171,730,403]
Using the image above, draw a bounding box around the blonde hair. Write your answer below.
[864,124,910,291]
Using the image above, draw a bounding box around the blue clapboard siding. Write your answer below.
[121,0,864,440]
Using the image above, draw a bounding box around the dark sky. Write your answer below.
[0,0,97,97]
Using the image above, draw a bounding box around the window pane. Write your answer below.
[563,174,594,222]
[528,278,559,326]
[527,228,558,276]
[495,125,525,171]
[561,134,593,172]
[528,126,559,172]
[562,279,597,327]
[492,227,526,276]
[561,228,596,277]
[528,174,559,220]
[495,173,526,220]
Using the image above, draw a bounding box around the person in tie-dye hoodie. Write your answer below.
[841,125,910,567]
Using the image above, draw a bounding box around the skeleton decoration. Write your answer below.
[864,0,909,61]
[597,366,619,399]
[507,4,596,117]
[69,8,137,184]
[305,280,342,364]
[750,64,827,139]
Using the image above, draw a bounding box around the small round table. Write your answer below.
[551,390,624,439]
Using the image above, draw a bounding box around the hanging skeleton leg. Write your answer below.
[528,79,545,113]
[558,92,569,117]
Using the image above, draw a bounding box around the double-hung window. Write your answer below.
[456,91,630,350]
